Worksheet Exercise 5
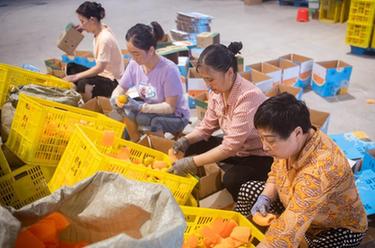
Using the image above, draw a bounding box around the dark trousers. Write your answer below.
[185,136,273,201]
[66,62,118,98]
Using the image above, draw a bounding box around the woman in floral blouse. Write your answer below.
[236,93,367,248]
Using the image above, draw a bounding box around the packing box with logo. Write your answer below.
[280,54,313,88]
[311,60,352,97]
[266,59,300,87]
[240,70,274,94]
[266,84,303,100]
[246,62,282,85]
[57,24,84,55]
[197,32,220,48]
[309,108,330,133]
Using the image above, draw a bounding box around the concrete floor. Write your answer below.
[0,0,374,138]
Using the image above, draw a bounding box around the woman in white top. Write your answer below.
[64,1,124,102]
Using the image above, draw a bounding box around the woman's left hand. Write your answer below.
[63,74,79,82]
[168,157,197,176]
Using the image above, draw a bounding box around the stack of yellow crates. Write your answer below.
[345,0,375,49]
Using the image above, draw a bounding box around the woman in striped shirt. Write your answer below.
[169,42,273,201]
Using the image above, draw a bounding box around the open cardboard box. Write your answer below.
[138,135,223,200]
[309,108,330,133]
[240,70,274,94]
[194,92,209,120]
[80,96,113,115]
[266,59,299,87]
[246,62,282,85]
[266,84,303,100]
[311,60,352,97]
[280,54,313,89]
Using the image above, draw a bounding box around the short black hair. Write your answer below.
[76,1,105,21]
[197,42,242,74]
[254,93,312,139]
[126,22,165,51]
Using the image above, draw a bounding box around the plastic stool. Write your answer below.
[296,8,309,22]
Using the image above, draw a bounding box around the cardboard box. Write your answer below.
[138,135,223,199]
[80,96,113,115]
[309,108,330,133]
[362,149,375,172]
[178,56,190,77]
[194,92,209,120]
[280,54,313,88]
[187,67,208,92]
[311,60,352,97]
[44,58,66,78]
[244,0,263,5]
[266,84,303,100]
[240,70,274,94]
[197,32,220,49]
[236,55,244,73]
[138,135,174,154]
[266,59,300,87]
[194,163,223,199]
[199,189,234,209]
[246,62,282,85]
[57,24,84,55]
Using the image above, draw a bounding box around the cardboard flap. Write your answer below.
[280,54,312,63]
[309,108,330,129]
[137,135,174,154]
[266,84,301,97]
[80,97,113,115]
[251,70,272,83]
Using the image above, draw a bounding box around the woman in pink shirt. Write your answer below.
[64,1,124,102]
[169,42,273,201]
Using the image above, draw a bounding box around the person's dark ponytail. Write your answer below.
[126,21,165,51]
[197,42,243,74]
[76,1,105,21]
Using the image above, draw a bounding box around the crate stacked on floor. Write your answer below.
[319,0,350,23]
[345,0,375,55]
[279,0,308,7]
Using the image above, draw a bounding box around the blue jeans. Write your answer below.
[127,110,189,134]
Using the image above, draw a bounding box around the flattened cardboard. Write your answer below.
[57,26,84,55]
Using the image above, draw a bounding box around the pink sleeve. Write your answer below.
[190,94,220,140]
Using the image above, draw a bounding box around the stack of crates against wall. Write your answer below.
[48,125,198,205]
[181,206,265,247]
[0,63,73,108]
[5,94,125,167]
[319,0,350,23]
[346,0,375,48]
[0,146,54,209]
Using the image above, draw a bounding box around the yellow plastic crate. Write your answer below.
[0,147,12,177]
[0,165,54,209]
[181,206,264,248]
[319,0,350,23]
[346,22,373,48]
[0,63,73,107]
[348,0,375,25]
[48,125,198,205]
[372,26,375,48]
[6,94,125,166]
